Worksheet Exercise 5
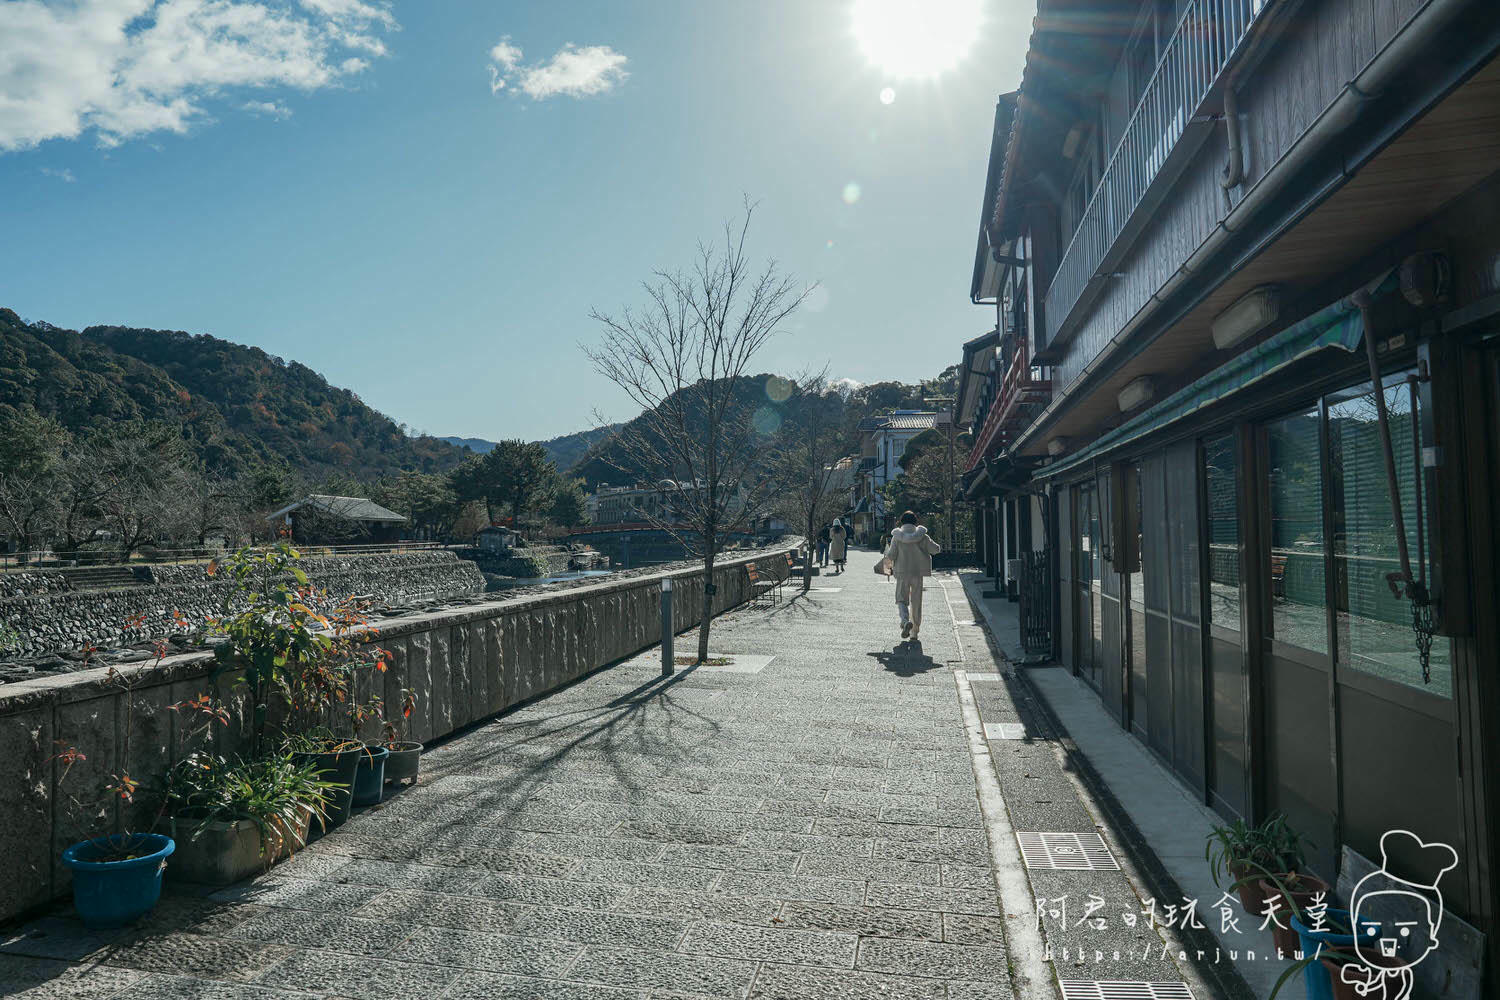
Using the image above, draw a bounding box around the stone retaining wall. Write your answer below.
[0,552,486,658]
[0,543,797,922]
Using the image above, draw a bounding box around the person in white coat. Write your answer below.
[878,510,942,640]
[828,518,850,573]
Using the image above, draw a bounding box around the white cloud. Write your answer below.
[242,99,292,119]
[487,38,628,100]
[40,166,76,182]
[0,0,396,153]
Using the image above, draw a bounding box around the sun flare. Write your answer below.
[852,0,982,79]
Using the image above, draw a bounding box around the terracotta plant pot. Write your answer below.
[1321,954,1400,1000]
[1259,872,1332,955]
[165,812,311,886]
[1228,860,1269,915]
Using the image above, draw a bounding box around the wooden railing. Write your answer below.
[1044,0,1267,346]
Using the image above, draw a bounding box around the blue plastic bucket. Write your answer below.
[61,833,175,928]
[1290,908,1376,1000]
[352,744,389,807]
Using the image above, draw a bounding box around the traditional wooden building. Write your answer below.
[961,0,1500,981]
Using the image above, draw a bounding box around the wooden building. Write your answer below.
[960,0,1500,983]
[266,495,407,545]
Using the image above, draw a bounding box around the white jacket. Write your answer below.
[881,524,941,578]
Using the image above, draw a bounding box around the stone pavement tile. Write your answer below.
[100,931,292,981]
[941,865,993,889]
[854,937,1009,981]
[438,971,710,1000]
[208,877,383,914]
[798,856,943,886]
[863,883,1001,917]
[113,974,321,999]
[680,920,858,967]
[390,925,578,976]
[775,902,942,941]
[471,873,621,910]
[266,853,353,881]
[355,887,529,932]
[746,962,947,1000]
[615,821,744,846]
[425,827,551,851]
[527,833,667,862]
[611,887,783,925]
[714,871,864,904]
[947,978,1016,999]
[422,847,581,878]
[941,914,1007,946]
[759,798,876,820]
[813,820,947,843]
[874,839,988,866]
[573,859,721,890]
[0,917,128,962]
[659,844,799,874]
[1025,870,1181,982]
[325,858,494,893]
[878,804,984,829]
[564,945,757,998]
[736,831,874,858]
[510,905,690,949]
[220,906,413,957]
[0,955,147,1000]
[252,949,460,1000]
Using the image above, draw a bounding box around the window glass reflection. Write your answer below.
[1328,378,1451,696]
[1267,410,1327,653]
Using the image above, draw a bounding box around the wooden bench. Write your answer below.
[1270,554,1287,600]
[745,562,778,608]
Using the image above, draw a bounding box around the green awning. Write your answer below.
[1040,272,1395,480]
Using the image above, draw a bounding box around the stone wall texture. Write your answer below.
[0,544,796,921]
[0,551,486,658]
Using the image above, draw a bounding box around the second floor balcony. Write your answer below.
[1044,0,1267,348]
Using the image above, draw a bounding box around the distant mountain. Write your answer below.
[440,424,622,474]
[0,309,469,479]
[440,436,497,454]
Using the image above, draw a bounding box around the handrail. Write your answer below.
[1044,0,1266,346]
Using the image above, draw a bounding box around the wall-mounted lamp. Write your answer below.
[1117,375,1156,413]
[1211,285,1281,350]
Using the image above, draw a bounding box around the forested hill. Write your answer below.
[0,309,467,478]
[442,425,624,472]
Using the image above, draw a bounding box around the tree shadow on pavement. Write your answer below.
[866,641,943,677]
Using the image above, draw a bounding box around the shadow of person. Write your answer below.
[866,641,941,678]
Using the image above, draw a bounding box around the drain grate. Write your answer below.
[984,722,1027,740]
[1016,831,1120,870]
[1059,982,1194,1000]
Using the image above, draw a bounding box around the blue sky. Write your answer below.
[0,1,1031,441]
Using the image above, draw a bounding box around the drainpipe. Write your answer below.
[1220,88,1245,190]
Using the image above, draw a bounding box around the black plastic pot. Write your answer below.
[292,745,361,833]
[352,745,389,807]
[383,741,423,785]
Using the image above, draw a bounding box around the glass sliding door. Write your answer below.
[1204,432,1249,819]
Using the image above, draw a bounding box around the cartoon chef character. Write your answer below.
[1340,829,1458,1000]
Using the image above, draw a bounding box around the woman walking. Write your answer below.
[878,511,941,640]
[829,518,850,573]
[816,524,831,567]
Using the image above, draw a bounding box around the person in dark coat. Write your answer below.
[816,524,831,566]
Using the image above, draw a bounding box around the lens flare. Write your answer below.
[879,87,896,105]
[853,0,982,79]
[842,182,861,204]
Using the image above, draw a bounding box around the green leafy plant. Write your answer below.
[381,687,417,745]
[160,750,334,859]
[209,541,391,754]
[1206,813,1308,887]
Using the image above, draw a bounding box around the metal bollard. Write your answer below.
[660,577,674,676]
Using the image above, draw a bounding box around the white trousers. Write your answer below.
[894,574,924,631]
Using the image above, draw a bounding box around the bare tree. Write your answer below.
[92,430,195,557]
[585,204,811,663]
[0,409,67,557]
[772,372,852,592]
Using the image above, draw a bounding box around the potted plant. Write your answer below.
[209,542,392,831]
[1206,813,1308,915]
[381,687,422,787]
[53,647,176,929]
[160,750,333,885]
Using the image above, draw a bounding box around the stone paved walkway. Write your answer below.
[2,551,1022,1000]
